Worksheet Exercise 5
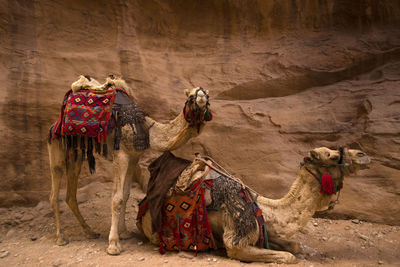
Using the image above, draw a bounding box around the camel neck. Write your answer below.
[145,110,204,151]
[257,167,333,238]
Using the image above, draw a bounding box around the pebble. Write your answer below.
[6,228,16,237]
[345,226,351,230]
[52,259,66,267]
[137,241,143,246]
[351,219,360,224]
[212,258,217,262]
[0,251,9,258]
[164,260,168,263]
[30,237,37,241]
[207,258,211,261]
[358,233,368,241]
[300,228,309,234]
[178,251,194,259]
[138,257,145,261]
[321,237,328,241]
[313,222,318,227]
[378,260,384,265]
[21,214,34,222]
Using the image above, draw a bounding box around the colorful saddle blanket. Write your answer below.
[51,89,120,142]
[137,179,214,253]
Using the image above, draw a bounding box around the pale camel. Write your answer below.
[137,147,370,263]
[47,75,211,255]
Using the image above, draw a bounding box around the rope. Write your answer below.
[193,154,259,199]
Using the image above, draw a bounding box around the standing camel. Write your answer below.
[47,75,212,255]
[137,147,370,263]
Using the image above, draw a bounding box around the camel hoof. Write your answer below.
[56,235,69,246]
[119,230,134,240]
[106,241,122,255]
[285,254,297,264]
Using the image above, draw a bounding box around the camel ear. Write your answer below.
[310,150,320,161]
[184,89,190,97]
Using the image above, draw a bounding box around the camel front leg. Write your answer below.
[107,150,129,255]
[226,246,296,264]
[65,158,100,239]
[268,236,301,255]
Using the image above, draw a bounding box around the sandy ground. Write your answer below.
[0,182,399,267]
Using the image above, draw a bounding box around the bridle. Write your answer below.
[301,147,353,209]
[183,87,212,132]
[185,87,210,109]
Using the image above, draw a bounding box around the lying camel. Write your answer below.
[137,147,370,263]
[48,75,212,255]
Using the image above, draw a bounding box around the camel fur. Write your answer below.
[48,75,211,255]
[136,147,371,264]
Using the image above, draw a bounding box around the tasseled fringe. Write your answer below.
[320,173,336,195]
[63,135,111,174]
[87,138,95,174]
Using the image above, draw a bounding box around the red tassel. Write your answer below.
[320,173,336,195]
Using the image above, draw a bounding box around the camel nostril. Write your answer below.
[331,156,339,161]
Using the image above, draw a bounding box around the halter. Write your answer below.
[300,147,353,208]
[183,87,212,132]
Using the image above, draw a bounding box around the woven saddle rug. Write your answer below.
[51,89,118,142]
[137,178,214,253]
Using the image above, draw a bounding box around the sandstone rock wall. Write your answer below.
[0,0,399,224]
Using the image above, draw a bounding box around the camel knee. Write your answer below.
[65,193,75,207]
[112,194,123,213]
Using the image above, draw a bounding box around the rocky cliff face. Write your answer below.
[0,0,399,224]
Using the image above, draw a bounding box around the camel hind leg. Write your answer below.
[65,156,99,239]
[48,140,68,245]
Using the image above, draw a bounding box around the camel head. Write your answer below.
[307,147,341,166]
[306,147,371,175]
[184,87,210,109]
[183,87,212,129]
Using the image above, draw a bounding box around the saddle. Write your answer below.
[49,75,150,173]
[137,153,269,253]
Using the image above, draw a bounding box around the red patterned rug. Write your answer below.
[51,89,119,142]
[138,179,214,253]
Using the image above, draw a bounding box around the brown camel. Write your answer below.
[47,75,211,255]
[137,147,371,263]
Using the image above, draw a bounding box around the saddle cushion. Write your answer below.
[138,179,214,253]
[51,89,122,142]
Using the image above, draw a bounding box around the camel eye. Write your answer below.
[357,152,365,157]
[327,152,330,157]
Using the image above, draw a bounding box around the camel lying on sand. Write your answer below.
[137,147,370,263]
[48,75,212,255]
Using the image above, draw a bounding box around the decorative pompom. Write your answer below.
[184,108,193,122]
[320,173,336,195]
[204,110,212,121]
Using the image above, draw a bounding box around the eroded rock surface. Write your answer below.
[0,0,399,225]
